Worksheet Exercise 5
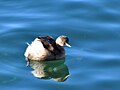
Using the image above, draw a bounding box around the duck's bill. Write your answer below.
[66,43,71,47]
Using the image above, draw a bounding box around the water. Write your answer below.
[0,0,120,90]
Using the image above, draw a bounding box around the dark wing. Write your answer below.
[37,36,56,51]
[37,36,61,55]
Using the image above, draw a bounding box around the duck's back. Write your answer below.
[38,36,65,58]
[38,36,56,51]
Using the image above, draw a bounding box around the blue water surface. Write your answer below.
[0,0,120,90]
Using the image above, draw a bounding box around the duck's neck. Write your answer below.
[55,43,65,53]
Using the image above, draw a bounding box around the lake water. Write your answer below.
[0,0,120,90]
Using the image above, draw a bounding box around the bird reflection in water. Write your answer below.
[28,59,70,82]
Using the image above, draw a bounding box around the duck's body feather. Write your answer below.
[24,36,66,61]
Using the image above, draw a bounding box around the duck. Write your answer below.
[24,35,71,61]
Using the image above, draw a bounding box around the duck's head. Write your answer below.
[56,35,71,47]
